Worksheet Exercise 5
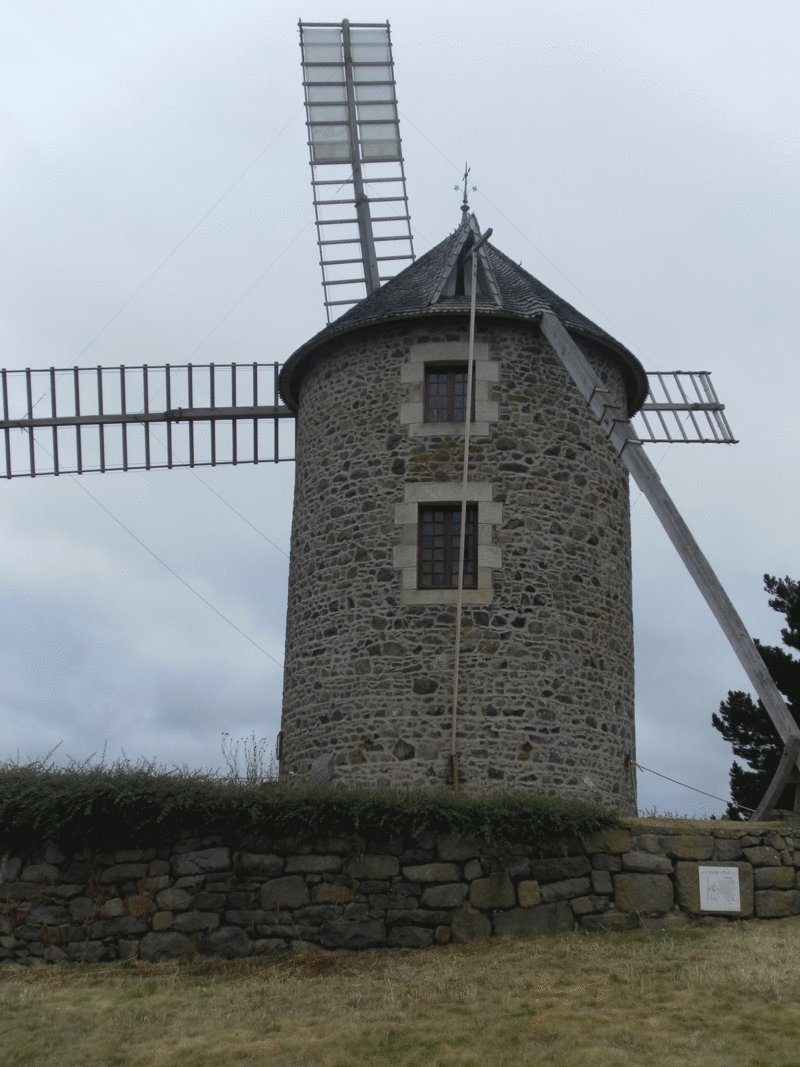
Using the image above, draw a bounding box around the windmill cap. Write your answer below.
[280,213,648,415]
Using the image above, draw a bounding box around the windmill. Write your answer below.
[1,20,794,818]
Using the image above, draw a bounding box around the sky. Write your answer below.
[2,0,798,815]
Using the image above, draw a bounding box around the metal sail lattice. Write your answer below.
[299,20,415,321]
[635,371,737,444]
[1,363,294,478]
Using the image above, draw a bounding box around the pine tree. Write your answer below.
[712,575,800,818]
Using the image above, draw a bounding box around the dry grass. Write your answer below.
[2,920,800,1066]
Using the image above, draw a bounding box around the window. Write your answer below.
[424,366,474,423]
[418,504,477,589]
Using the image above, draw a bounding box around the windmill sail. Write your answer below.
[299,20,414,321]
[0,363,293,478]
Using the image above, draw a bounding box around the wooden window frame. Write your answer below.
[424,365,475,423]
[417,504,478,590]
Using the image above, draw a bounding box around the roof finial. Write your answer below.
[455,163,476,215]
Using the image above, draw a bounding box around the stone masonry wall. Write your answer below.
[281,315,636,811]
[3,820,798,965]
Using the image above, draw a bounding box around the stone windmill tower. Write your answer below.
[275,20,799,818]
[278,210,649,810]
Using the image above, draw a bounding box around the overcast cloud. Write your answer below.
[2,0,798,815]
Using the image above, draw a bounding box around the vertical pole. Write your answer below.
[120,365,128,471]
[252,362,259,465]
[25,369,35,477]
[2,369,12,478]
[210,363,216,467]
[165,364,172,469]
[273,362,280,463]
[49,367,59,476]
[231,363,237,466]
[73,367,82,475]
[97,366,105,473]
[449,228,491,789]
[187,364,194,468]
[143,365,151,470]
[342,19,381,294]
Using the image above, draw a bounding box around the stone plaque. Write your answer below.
[698,866,741,912]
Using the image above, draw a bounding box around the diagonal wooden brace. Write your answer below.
[751,737,800,821]
[539,311,800,821]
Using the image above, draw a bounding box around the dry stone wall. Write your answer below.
[281,315,636,811]
[3,821,799,965]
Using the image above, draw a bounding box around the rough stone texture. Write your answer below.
[592,854,622,872]
[437,836,482,862]
[156,888,191,911]
[388,926,435,948]
[570,895,609,916]
[99,863,147,884]
[591,870,613,895]
[285,855,342,874]
[494,902,574,935]
[0,857,23,882]
[92,917,149,938]
[451,906,492,942]
[172,848,231,877]
[469,875,516,910]
[314,884,351,904]
[99,898,126,919]
[741,847,781,867]
[140,932,196,962]
[754,891,800,918]
[421,884,468,909]
[21,864,61,883]
[201,927,251,958]
[584,829,631,855]
[753,867,795,889]
[235,853,284,877]
[67,941,108,962]
[674,862,754,917]
[402,863,461,883]
[25,906,67,925]
[175,911,220,933]
[261,877,309,910]
[614,874,673,916]
[621,853,673,874]
[344,856,399,880]
[530,856,591,883]
[279,320,636,810]
[517,881,542,908]
[540,877,591,904]
[671,835,714,861]
[318,920,386,950]
[713,838,744,862]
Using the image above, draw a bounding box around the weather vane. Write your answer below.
[455,163,477,214]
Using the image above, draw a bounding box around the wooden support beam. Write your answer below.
[539,311,800,819]
[0,405,292,431]
[751,737,800,821]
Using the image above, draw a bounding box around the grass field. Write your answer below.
[2,919,799,1067]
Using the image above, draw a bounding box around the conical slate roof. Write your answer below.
[280,213,648,413]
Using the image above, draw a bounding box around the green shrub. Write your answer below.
[0,751,617,852]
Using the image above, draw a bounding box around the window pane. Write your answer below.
[418,505,477,589]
